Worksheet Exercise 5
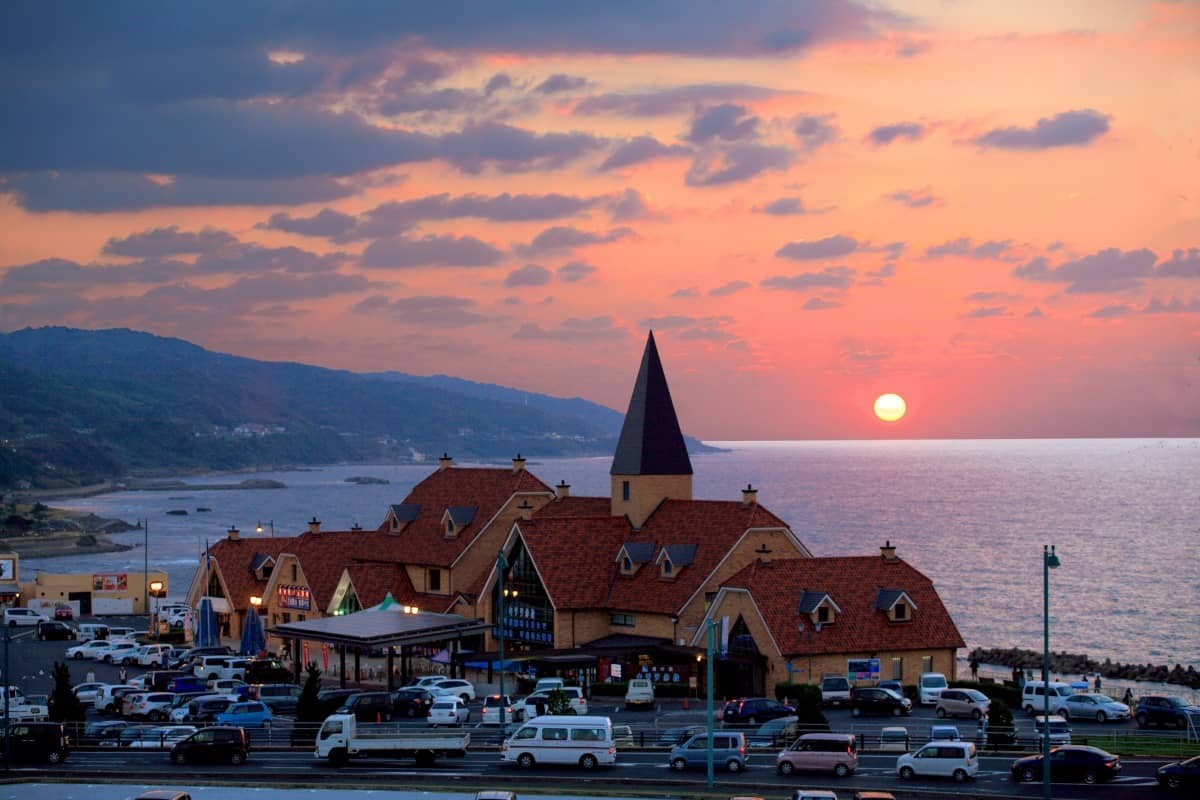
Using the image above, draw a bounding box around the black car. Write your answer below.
[36,621,77,641]
[391,687,436,718]
[186,697,236,722]
[336,691,393,722]
[170,726,248,765]
[850,687,912,717]
[244,658,292,685]
[316,688,359,717]
[0,722,69,763]
[1157,754,1200,791]
[1011,745,1121,784]
[720,697,796,725]
[1136,696,1198,729]
[655,725,707,746]
[82,720,131,746]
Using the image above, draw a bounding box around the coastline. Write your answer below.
[5,529,133,558]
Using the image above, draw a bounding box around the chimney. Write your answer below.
[512,452,526,473]
[881,540,898,562]
[742,483,758,506]
[227,525,240,541]
[518,500,535,521]
[556,480,571,499]
[308,517,321,535]
[351,522,363,532]
[438,452,453,471]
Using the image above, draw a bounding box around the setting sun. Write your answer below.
[874,393,907,423]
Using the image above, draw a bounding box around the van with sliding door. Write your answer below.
[502,715,615,769]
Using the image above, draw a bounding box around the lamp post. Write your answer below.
[256,520,274,536]
[143,517,149,634]
[802,621,823,684]
[149,580,164,639]
[703,617,721,788]
[1042,544,1061,800]
[496,548,508,727]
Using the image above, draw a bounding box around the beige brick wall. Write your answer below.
[610,474,692,527]
[450,492,553,596]
[775,648,959,687]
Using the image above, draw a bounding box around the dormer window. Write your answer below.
[797,590,841,626]
[622,556,632,573]
[660,558,674,578]
[656,543,697,580]
[894,602,908,620]
[616,542,654,576]
[250,553,276,582]
[446,519,456,535]
[876,588,917,623]
[817,605,831,624]
[441,506,477,539]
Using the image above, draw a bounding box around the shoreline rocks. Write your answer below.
[970,646,1200,690]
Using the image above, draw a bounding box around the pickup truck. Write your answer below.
[0,685,48,721]
[315,713,470,767]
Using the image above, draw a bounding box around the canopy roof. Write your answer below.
[268,600,489,648]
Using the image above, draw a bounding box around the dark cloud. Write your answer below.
[513,316,627,341]
[102,226,237,258]
[639,315,701,329]
[966,291,1022,303]
[775,234,858,261]
[974,109,1110,150]
[556,260,597,282]
[685,143,792,186]
[961,306,1008,319]
[110,50,331,105]
[517,225,633,256]
[886,188,939,208]
[925,237,1011,259]
[1012,248,1157,293]
[389,59,455,91]
[894,39,930,58]
[193,244,347,276]
[536,74,589,94]
[258,209,359,238]
[802,297,842,310]
[0,258,179,292]
[376,87,483,116]
[598,136,692,171]
[867,121,925,146]
[341,192,607,240]
[485,73,513,95]
[710,280,751,297]
[575,83,785,116]
[793,113,839,152]
[861,263,896,285]
[608,189,657,222]
[670,287,700,299]
[1156,248,1200,278]
[504,264,553,287]
[686,104,759,144]
[435,121,604,173]
[360,233,505,268]
[756,197,807,215]
[1027,307,1044,318]
[1088,303,1132,319]
[352,294,492,326]
[761,266,856,291]
[1143,296,1200,314]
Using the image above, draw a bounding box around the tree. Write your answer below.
[291,662,323,746]
[546,687,572,715]
[987,698,1017,748]
[48,660,86,724]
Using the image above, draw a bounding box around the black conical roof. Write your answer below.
[611,331,693,476]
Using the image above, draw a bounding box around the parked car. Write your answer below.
[1136,695,1199,729]
[126,692,176,721]
[878,726,910,752]
[929,724,961,741]
[935,688,990,720]
[127,726,197,750]
[103,641,140,664]
[194,655,230,680]
[409,675,449,690]
[850,686,911,717]
[512,687,588,720]
[613,724,634,748]
[669,731,748,772]
[431,678,477,703]
[214,700,273,728]
[252,684,301,715]
[775,732,857,777]
[107,626,137,639]
[624,678,655,709]
[95,685,139,715]
[207,678,250,699]
[67,639,113,659]
[243,658,291,685]
[481,694,515,725]
[1027,715,1071,747]
[918,672,949,705]
[81,719,130,746]
[877,680,904,695]
[72,682,106,704]
[336,691,393,722]
[391,686,437,718]
[428,697,471,727]
[0,722,69,763]
[36,621,77,641]
[1156,754,1200,791]
[137,644,174,667]
[53,603,74,620]
[316,687,360,717]
[169,726,248,765]
[165,692,206,719]
[167,676,209,694]
[820,675,852,707]
[722,697,796,724]
[897,741,978,782]
[114,724,157,746]
[1021,680,1074,716]
[747,716,800,747]
[655,724,707,746]
[1060,693,1129,722]
[78,623,110,640]
[3,608,48,627]
[1010,745,1121,784]
[175,695,237,723]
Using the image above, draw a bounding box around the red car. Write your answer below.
[54,604,74,620]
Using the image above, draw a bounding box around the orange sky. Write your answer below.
[1,1,1197,439]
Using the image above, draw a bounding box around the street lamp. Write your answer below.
[149,580,164,639]
[249,595,262,608]
[800,620,823,684]
[496,548,510,726]
[256,520,274,536]
[702,617,722,788]
[1042,544,1061,800]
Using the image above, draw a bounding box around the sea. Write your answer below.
[31,438,1200,672]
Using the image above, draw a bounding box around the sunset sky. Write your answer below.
[2,1,1198,440]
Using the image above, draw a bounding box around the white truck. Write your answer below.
[0,685,48,721]
[315,713,470,767]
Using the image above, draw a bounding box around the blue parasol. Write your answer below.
[239,605,266,656]
[194,596,219,648]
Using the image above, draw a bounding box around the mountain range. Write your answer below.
[0,327,709,490]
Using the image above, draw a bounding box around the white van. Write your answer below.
[78,623,110,640]
[918,672,948,705]
[502,715,615,769]
[1021,681,1074,715]
[624,679,654,709]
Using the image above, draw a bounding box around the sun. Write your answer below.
[874,393,907,423]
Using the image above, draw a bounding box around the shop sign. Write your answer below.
[92,573,128,592]
[847,658,880,680]
[278,583,312,610]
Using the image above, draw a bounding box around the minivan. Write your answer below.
[337,691,393,722]
[1030,715,1071,746]
[79,623,110,640]
[0,722,69,763]
[918,673,948,705]
[502,715,615,769]
[169,726,248,765]
[624,678,655,709]
[194,655,230,680]
[1021,681,1074,715]
[669,731,748,772]
[896,740,978,782]
[775,732,857,777]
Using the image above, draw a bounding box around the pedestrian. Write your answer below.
[1012,665,1021,687]
[118,665,127,683]
[1122,687,1134,707]
[1093,674,1102,693]
[970,657,979,681]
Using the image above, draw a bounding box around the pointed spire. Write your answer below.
[611,331,693,476]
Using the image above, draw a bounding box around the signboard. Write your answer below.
[610,663,622,680]
[847,658,880,680]
[92,573,128,592]
[0,558,15,581]
[278,584,312,610]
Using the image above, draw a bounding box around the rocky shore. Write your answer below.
[970,646,1200,690]
[1,507,136,558]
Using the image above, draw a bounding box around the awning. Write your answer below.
[269,607,490,649]
[202,595,230,613]
[0,582,20,595]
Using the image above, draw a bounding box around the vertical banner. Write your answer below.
[302,641,310,667]
[322,643,329,672]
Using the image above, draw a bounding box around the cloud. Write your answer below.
[793,113,839,152]
[670,287,700,299]
[352,294,493,326]
[598,136,692,171]
[886,188,940,208]
[556,261,597,282]
[513,316,627,341]
[925,237,1012,259]
[1027,307,1044,318]
[756,197,807,215]
[1156,248,1200,278]
[685,143,792,186]
[516,225,634,256]
[435,121,604,173]
[608,189,658,222]
[710,280,751,297]
[961,305,1008,319]
[258,209,359,238]
[536,74,589,94]
[1088,303,1133,319]
[341,191,608,240]
[575,83,785,116]
[1012,248,1157,293]
[974,109,1110,150]
[360,233,505,268]
[1143,296,1200,314]
[484,73,513,95]
[967,291,1022,303]
[775,235,858,261]
[802,297,842,310]
[861,263,896,286]
[686,104,759,144]
[761,266,856,291]
[867,121,925,146]
[504,264,553,287]
[102,226,237,258]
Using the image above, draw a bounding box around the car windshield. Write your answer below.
[1165,697,1188,708]
[882,689,904,700]
[964,690,989,701]
[1091,694,1115,704]
[922,675,947,688]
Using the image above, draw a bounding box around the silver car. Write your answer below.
[935,688,991,720]
[1061,693,1130,722]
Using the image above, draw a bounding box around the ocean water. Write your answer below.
[35,438,1200,670]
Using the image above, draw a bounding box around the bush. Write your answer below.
[291,662,323,746]
[986,698,1019,749]
[774,682,827,728]
[48,661,86,723]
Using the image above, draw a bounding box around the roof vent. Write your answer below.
[308,517,321,535]
[742,484,758,505]
[438,452,453,471]
[351,522,363,532]
[556,480,571,499]
[518,499,535,520]
[227,525,240,541]
[512,453,526,473]
[881,540,898,562]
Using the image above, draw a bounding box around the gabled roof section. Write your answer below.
[249,553,276,573]
[444,506,478,527]
[797,590,839,615]
[722,556,964,656]
[875,588,917,611]
[514,516,633,609]
[388,504,421,523]
[618,541,655,564]
[205,536,294,614]
[658,543,698,568]
[611,331,693,477]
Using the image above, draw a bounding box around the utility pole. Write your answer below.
[143,518,150,631]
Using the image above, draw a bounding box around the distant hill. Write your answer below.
[0,327,711,491]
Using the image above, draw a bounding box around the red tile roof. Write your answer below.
[721,556,966,655]
[382,467,553,567]
[206,537,294,613]
[514,515,632,608]
[533,495,611,518]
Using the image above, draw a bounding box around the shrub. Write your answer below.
[48,661,86,723]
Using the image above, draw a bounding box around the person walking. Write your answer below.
[1122,687,1134,707]
[970,657,979,681]
[1093,674,1103,693]
[118,665,127,683]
